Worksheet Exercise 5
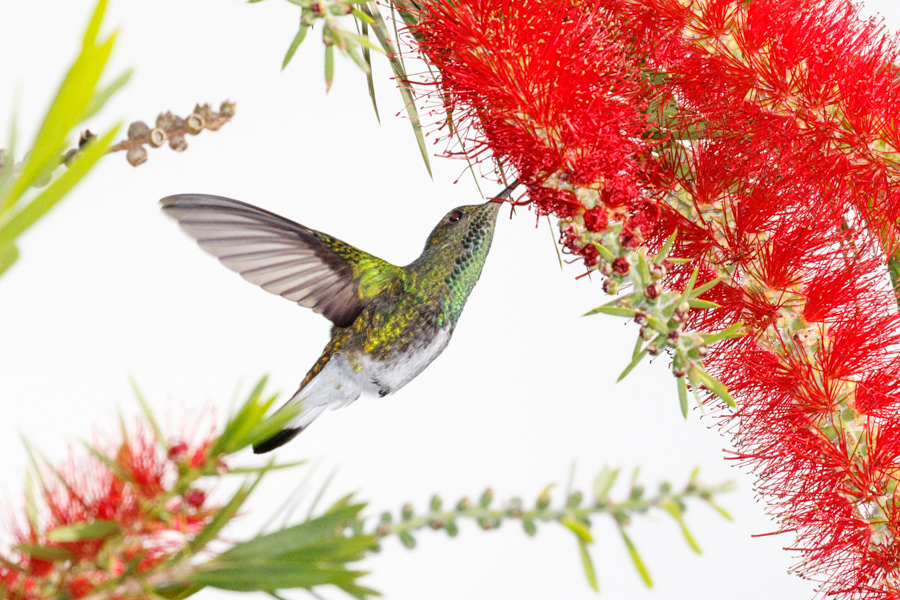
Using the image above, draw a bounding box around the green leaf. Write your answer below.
[594,243,615,263]
[676,266,700,304]
[129,375,167,449]
[561,517,593,543]
[282,24,309,70]
[363,5,431,177]
[0,127,120,250]
[653,229,678,263]
[360,21,380,124]
[3,0,115,212]
[691,368,736,408]
[0,243,18,277]
[617,348,648,383]
[325,43,335,92]
[583,305,638,318]
[619,528,653,587]
[220,503,366,562]
[192,565,370,593]
[181,475,261,557]
[592,466,619,499]
[47,520,119,542]
[687,298,720,309]
[82,68,132,120]
[212,376,271,455]
[578,538,599,592]
[14,544,75,562]
[688,276,724,299]
[659,500,700,554]
[700,321,744,346]
[707,500,733,521]
[632,333,644,360]
[677,376,689,419]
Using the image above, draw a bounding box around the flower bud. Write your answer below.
[399,531,416,549]
[169,134,188,152]
[127,121,151,141]
[673,368,687,377]
[647,342,660,356]
[456,497,471,511]
[184,489,206,508]
[697,345,709,358]
[667,330,680,346]
[126,145,148,167]
[446,520,459,537]
[649,262,667,280]
[220,100,236,117]
[401,503,414,521]
[479,488,494,508]
[63,148,80,167]
[645,282,662,300]
[612,257,630,274]
[523,518,537,536]
[634,311,649,326]
[603,279,619,295]
[79,130,95,148]
[599,261,612,276]
[430,494,442,512]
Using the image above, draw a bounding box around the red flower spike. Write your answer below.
[411,0,900,596]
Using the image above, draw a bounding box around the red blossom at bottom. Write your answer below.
[0,420,220,600]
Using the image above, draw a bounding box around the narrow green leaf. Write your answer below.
[218,504,367,562]
[0,243,18,277]
[592,467,619,499]
[183,476,260,557]
[345,44,371,76]
[561,517,593,543]
[4,0,115,211]
[80,441,132,482]
[226,460,306,475]
[192,565,369,592]
[677,376,689,419]
[890,249,900,310]
[688,276,724,299]
[360,21,380,124]
[282,24,309,70]
[653,229,678,263]
[687,298,720,309]
[637,252,651,284]
[659,500,700,554]
[82,68,131,120]
[619,528,653,587]
[631,333,644,360]
[324,43,335,92]
[583,306,638,318]
[617,348,648,383]
[213,376,269,456]
[707,500,733,521]
[364,5,431,177]
[129,375,167,449]
[578,538,599,592]
[48,520,119,542]
[0,127,119,249]
[14,544,75,562]
[700,322,745,346]
[594,244,615,263]
[692,368,736,408]
[676,266,700,304]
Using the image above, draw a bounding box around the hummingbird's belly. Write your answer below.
[353,324,453,397]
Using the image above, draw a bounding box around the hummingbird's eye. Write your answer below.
[448,210,463,223]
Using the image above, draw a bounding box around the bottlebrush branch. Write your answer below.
[0,379,732,599]
[405,0,900,597]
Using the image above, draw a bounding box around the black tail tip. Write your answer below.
[252,427,303,454]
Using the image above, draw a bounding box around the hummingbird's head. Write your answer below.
[420,200,502,262]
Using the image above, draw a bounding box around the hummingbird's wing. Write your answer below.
[160,194,402,327]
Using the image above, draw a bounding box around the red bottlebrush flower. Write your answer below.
[3,417,220,598]
[583,206,609,233]
[411,0,900,596]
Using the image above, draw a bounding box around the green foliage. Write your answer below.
[255,0,432,175]
[0,0,128,278]
[369,467,734,592]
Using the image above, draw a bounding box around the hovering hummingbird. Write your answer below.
[161,183,515,453]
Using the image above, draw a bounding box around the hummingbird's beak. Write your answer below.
[489,179,520,203]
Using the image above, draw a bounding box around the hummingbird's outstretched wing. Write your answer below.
[161,194,402,327]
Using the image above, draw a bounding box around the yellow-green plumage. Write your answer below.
[161,194,503,453]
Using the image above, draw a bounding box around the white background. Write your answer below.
[1,1,898,599]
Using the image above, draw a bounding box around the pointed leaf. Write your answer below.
[592,467,619,499]
[129,375,167,449]
[583,306,638,318]
[653,229,678,263]
[14,544,75,563]
[677,376,689,419]
[578,538,599,592]
[619,528,653,587]
[561,517,593,543]
[617,348,648,382]
[0,243,18,277]
[48,520,119,542]
[282,24,309,70]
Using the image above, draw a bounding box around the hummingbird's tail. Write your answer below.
[252,354,363,453]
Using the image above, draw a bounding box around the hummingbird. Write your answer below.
[160,183,516,453]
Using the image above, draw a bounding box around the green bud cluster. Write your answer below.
[546,175,744,417]
[369,468,734,590]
